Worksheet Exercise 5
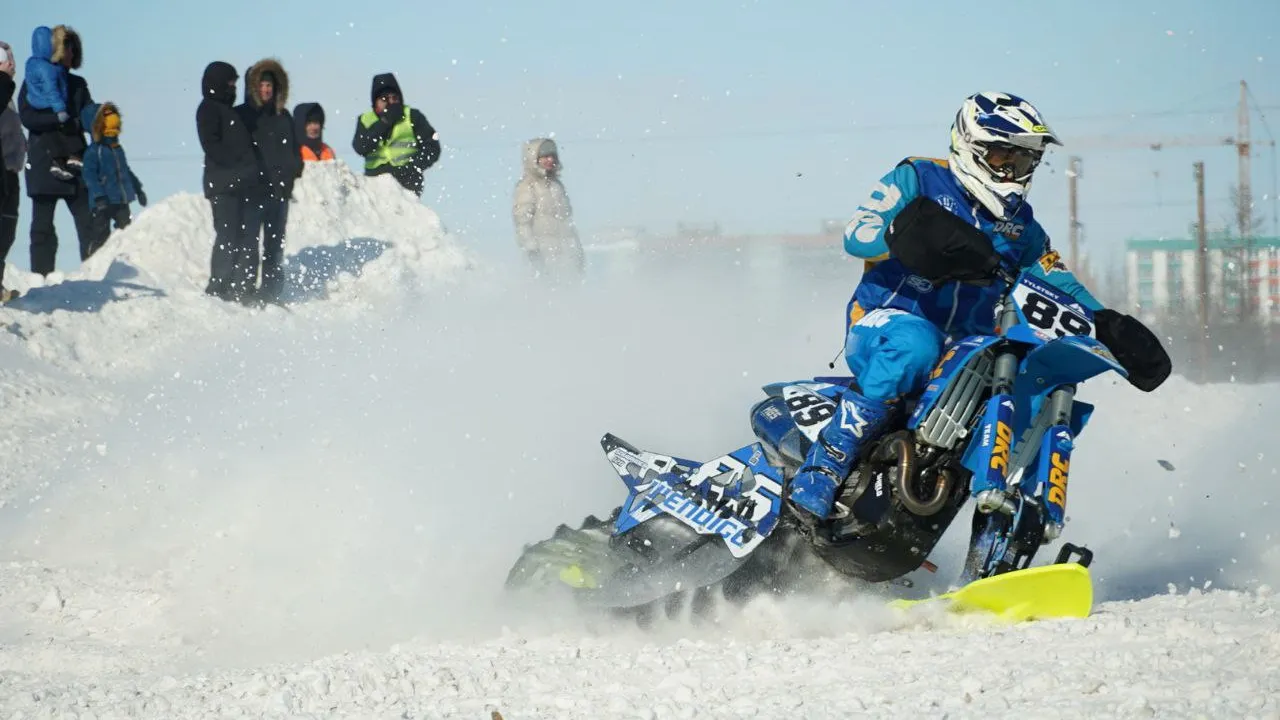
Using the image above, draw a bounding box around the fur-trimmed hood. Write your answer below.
[521,138,561,177]
[245,58,288,112]
[80,101,120,143]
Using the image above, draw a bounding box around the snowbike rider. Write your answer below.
[789,91,1173,521]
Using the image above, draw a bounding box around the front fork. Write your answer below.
[963,344,1078,580]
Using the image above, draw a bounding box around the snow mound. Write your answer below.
[0,161,472,377]
[73,161,467,296]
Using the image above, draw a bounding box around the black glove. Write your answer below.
[1094,309,1171,392]
[136,189,147,207]
[884,196,1002,285]
[94,198,107,212]
[381,102,404,124]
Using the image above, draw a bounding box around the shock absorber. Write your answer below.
[973,298,1022,516]
[1035,384,1076,541]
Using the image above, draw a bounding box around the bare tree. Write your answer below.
[1224,183,1268,321]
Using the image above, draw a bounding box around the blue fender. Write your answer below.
[1015,334,1127,393]
[1010,335,1124,433]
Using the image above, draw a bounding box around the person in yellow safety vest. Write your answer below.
[351,73,440,196]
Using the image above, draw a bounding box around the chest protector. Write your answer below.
[849,158,1041,337]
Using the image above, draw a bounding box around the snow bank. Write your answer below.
[0,159,471,524]
[0,161,472,377]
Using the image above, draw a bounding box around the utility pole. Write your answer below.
[1195,161,1209,381]
[1067,156,1081,271]
[1238,80,1253,323]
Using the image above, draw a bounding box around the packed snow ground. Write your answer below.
[0,164,1277,718]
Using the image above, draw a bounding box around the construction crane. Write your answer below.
[1062,134,1236,153]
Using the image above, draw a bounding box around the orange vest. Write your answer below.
[301,144,336,162]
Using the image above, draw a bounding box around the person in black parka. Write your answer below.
[195,60,263,302]
[236,58,300,301]
[0,43,20,300]
[293,102,335,163]
[17,25,94,276]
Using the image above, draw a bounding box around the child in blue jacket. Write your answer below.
[25,26,81,181]
[81,102,147,257]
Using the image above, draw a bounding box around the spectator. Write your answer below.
[0,41,22,302]
[80,101,146,257]
[513,138,584,279]
[293,102,334,162]
[352,73,440,196]
[18,24,94,277]
[237,58,300,301]
[23,26,79,181]
[196,60,262,303]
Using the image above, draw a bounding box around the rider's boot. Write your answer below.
[789,389,891,519]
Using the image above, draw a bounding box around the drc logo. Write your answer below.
[993,220,1024,239]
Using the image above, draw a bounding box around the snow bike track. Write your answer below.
[0,165,1275,718]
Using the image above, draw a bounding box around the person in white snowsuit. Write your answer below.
[513,138,584,279]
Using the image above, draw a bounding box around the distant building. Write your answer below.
[1125,235,1280,324]
[583,221,857,285]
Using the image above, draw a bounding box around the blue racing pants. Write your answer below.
[844,308,946,402]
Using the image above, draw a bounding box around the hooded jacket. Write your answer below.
[18,26,92,198]
[293,102,334,162]
[351,72,440,195]
[236,58,301,198]
[195,60,261,199]
[80,102,142,206]
[23,26,67,114]
[513,138,582,259]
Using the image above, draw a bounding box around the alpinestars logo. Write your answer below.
[840,400,868,438]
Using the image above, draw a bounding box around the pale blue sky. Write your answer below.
[6,0,1280,273]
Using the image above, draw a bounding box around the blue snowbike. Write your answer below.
[506,266,1121,618]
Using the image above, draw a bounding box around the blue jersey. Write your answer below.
[842,157,1102,337]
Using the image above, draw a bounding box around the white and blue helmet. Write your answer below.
[949,91,1061,219]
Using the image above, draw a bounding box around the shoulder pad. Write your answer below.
[901,155,952,167]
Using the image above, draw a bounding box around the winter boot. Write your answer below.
[789,389,891,519]
[258,255,285,302]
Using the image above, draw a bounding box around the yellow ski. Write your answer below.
[890,562,1093,622]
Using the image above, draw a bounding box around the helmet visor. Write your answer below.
[979,142,1042,183]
